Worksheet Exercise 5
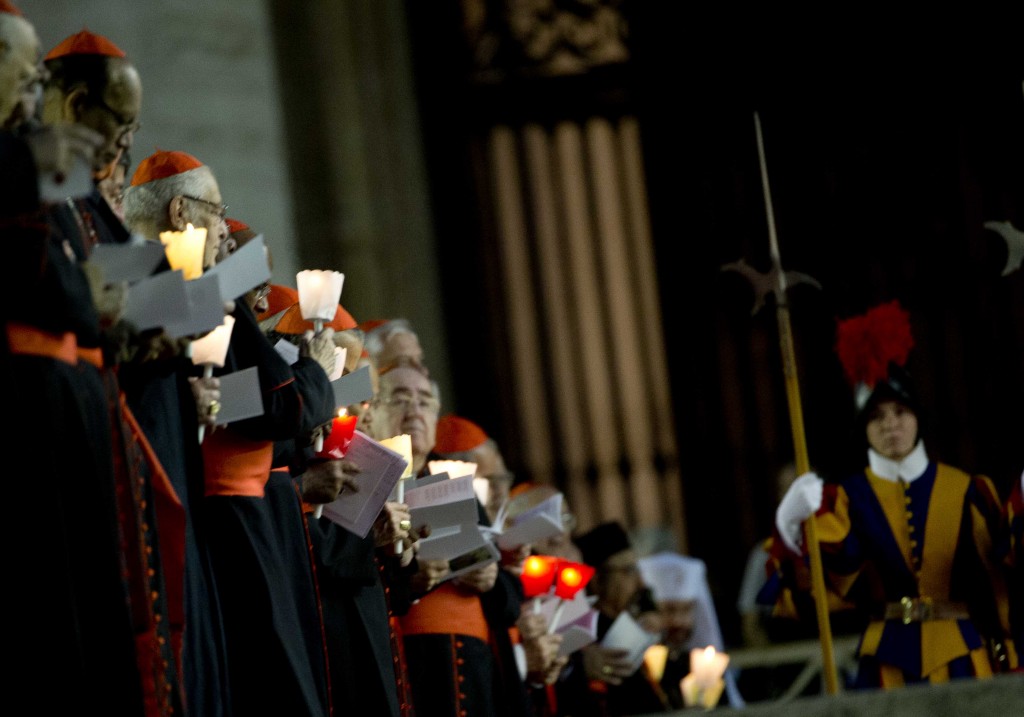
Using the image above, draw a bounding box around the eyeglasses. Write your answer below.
[384,393,440,416]
[253,284,272,302]
[181,194,229,220]
[93,96,142,136]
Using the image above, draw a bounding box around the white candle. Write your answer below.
[689,645,729,687]
[160,223,207,280]
[296,269,345,327]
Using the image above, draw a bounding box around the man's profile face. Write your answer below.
[177,182,228,270]
[0,16,42,129]
[85,59,142,172]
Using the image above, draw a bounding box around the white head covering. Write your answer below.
[637,551,724,653]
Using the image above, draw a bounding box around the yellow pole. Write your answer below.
[754,112,839,695]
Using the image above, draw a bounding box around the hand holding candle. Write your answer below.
[317,409,357,459]
[680,645,729,709]
[191,315,235,443]
[380,434,413,554]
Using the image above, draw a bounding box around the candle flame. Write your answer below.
[337,408,348,418]
[559,567,582,588]
[523,556,548,577]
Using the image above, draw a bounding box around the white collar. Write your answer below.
[868,441,929,483]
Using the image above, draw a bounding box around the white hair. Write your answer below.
[363,318,416,362]
[122,165,218,240]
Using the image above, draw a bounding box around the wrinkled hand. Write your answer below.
[582,644,634,685]
[775,471,824,553]
[301,328,337,377]
[517,612,548,641]
[189,375,222,429]
[410,558,450,594]
[453,561,498,595]
[301,458,360,504]
[23,122,103,176]
[372,501,413,548]
[524,632,566,685]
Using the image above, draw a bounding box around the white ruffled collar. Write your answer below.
[868,441,929,483]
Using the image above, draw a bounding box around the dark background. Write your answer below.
[404,3,1024,644]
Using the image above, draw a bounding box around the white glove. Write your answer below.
[774,471,824,553]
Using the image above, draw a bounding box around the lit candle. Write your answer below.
[643,644,669,683]
[380,434,413,553]
[318,409,357,459]
[690,646,729,687]
[680,645,729,709]
[296,269,345,333]
[427,460,478,480]
[520,555,558,602]
[548,560,596,633]
[191,315,235,443]
[160,222,207,280]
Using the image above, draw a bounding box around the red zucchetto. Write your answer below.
[130,150,204,186]
[0,1,24,16]
[433,414,488,454]
[45,28,126,60]
[226,218,250,235]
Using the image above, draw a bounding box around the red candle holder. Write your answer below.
[554,560,595,600]
[520,555,558,599]
[318,410,357,459]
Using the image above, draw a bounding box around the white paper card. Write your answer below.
[163,273,226,339]
[88,240,166,284]
[405,474,477,509]
[321,430,409,538]
[204,233,271,302]
[600,611,658,675]
[331,365,375,409]
[412,523,499,577]
[557,609,600,657]
[495,492,564,550]
[409,497,480,551]
[274,338,300,365]
[213,366,265,425]
[538,589,592,627]
[123,269,189,331]
[38,156,93,202]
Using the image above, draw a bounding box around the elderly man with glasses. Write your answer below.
[366,361,535,717]
[41,28,140,181]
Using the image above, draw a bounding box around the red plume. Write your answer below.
[835,301,914,389]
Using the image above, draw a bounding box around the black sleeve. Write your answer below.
[0,132,40,219]
[219,302,304,441]
[481,564,525,630]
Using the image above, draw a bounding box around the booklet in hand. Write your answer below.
[321,430,409,538]
[600,610,659,676]
[492,491,565,550]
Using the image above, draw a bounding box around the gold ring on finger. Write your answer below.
[399,519,412,531]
